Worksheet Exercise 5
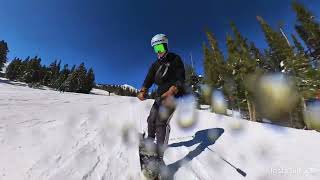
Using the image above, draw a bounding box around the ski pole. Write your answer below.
[206,147,247,177]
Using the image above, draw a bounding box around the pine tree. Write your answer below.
[70,65,76,73]
[63,63,89,93]
[184,63,196,86]
[48,60,61,88]
[224,23,259,120]
[184,63,198,94]
[76,63,88,93]
[225,34,240,113]
[257,16,316,128]
[292,34,306,56]
[203,31,226,89]
[60,64,77,91]
[55,64,70,91]
[42,65,51,86]
[257,16,297,73]
[21,56,42,84]
[249,42,268,70]
[14,57,29,81]
[63,70,78,92]
[203,45,214,86]
[83,67,95,93]
[262,49,276,72]
[292,1,320,66]
[5,58,22,80]
[0,40,9,71]
[287,34,318,100]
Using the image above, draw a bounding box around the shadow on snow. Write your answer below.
[164,128,224,179]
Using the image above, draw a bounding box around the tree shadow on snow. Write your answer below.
[0,78,27,87]
[163,128,224,179]
[0,78,47,90]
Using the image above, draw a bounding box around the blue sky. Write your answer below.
[0,0,319,88]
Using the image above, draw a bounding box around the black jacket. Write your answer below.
[143,52,185,97]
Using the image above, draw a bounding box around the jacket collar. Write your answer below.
[158,52,169,61]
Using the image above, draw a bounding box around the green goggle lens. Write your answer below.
[153,44,166,53]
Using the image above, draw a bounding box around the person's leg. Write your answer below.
[155,106,175,159]
[147,99,160,140]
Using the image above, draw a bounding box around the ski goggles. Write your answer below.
[153,44,166,54]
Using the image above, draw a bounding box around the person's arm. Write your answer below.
[142,63,156,90]
[161,55,185,98]
[138,63,156,101]
[174,55,186,93]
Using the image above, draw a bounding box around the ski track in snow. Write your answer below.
[1,80,320,180]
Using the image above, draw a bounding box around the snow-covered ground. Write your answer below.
[1,79,320,180]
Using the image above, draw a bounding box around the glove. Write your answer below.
[137,87,147,101]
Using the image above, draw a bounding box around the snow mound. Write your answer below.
[122,84,138,92]
[90,88,115,96]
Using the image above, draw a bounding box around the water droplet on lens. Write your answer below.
[256,74,299,120]
[121,124,137,146]
[211,90,227,114]
[304,101,320,131]
[176,95,198,129]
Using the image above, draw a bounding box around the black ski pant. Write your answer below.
[147,98,175,158]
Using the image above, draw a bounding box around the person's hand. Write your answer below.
[137,87,147,101]
[161,86,178,99]
[137,92,146,101]
[161,86,178,108]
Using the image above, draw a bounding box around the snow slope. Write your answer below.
[0,79,320,180]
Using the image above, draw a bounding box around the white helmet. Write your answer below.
[151,34,168,47]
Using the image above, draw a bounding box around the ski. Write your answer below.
[138,133,162,180]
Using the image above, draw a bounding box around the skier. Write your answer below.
[137,34,186,165]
